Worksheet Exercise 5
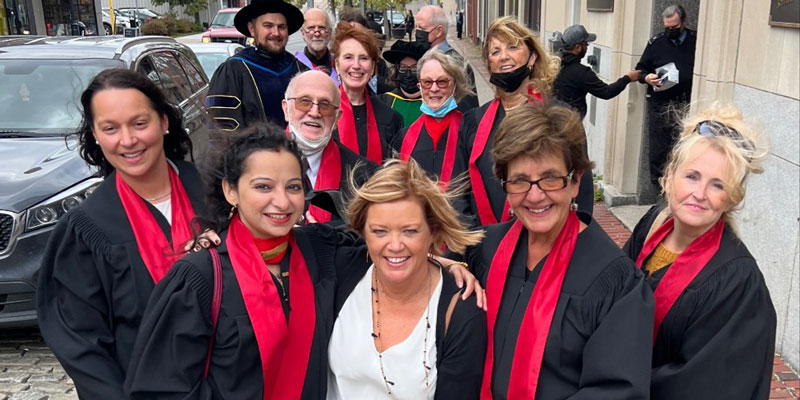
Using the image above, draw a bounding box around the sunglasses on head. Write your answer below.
[693,120,755,153]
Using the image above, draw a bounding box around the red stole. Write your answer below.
[400,111,462,189]
[635,217,724,342]
[337,86,382,164]
[227,216,316,399]
[308,140,342,223]
[116,165,195,283]
[481,212,580,399]
[470,87,543,226]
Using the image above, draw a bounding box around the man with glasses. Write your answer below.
[295,8,338,84]
[282,70,377,225]
[206,0,309,130]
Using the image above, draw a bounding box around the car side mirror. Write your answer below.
[203,22,209,30]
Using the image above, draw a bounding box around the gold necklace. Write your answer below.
[144,190,171,202]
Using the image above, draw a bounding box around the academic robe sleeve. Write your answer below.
[451,111,479,228]
[124,258,214,400]
[650,258,776,400]
[206,60,261,132]
[435,299,487,400]
[35,210,126,399]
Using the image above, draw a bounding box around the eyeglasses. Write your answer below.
[286,97,339,117]
[302,26,329,35]
[502,171,574,194]
[693,120,755,152]
[419,78,452,89]
[398,64,418,73]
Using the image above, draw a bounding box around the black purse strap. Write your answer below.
[203,247,223,378]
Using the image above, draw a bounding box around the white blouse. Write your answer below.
[327,265,443,400]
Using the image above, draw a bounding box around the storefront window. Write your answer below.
[4,0,32,34]
[43,0,98,35]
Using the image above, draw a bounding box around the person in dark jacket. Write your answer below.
[405,10,415,40]
[635,4,697,185]
[552,24,640,216]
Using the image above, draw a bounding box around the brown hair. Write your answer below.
[492,102,593,181]
[482,17,558,96]
[347,159,484,255]
[331,20,379,66]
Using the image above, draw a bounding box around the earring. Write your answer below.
[297,214,305,224]
[94,140,99,145]
[570,200,578,211]
[164,129,170,135]
[508,208,515,217]
[228,204,237,219]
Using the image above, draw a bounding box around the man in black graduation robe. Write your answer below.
[206,0,308,131]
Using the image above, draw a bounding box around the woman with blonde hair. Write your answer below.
[327,159,487,399]
[392,48,474,188]
[454,16,559,227]
[624,103,776,399]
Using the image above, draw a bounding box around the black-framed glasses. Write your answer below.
[301,26,329,35]
[287,97,339,117]
[502,171,575,194]
[693,120,755,152]
[419,78,452,89]
[398,64,418,73]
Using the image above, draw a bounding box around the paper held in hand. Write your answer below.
[654,62,679,92]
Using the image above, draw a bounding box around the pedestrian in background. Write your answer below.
[405,10,415,41]
[456,9,464,39]
[624,103,776,400]
[635,4,696,185]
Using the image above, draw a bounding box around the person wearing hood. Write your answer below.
[552,24,640,216]
[380,40,430,127]
[392,48,473,189]
[282,70,378,225]
[206,0,309,131]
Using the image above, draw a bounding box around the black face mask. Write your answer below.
[415,29,430,45]
[577,45,587,59]
[665,27,681,40]
[397,70,420,94]
[490,62,531,93]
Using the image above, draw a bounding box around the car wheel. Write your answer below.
[103,23,111,35]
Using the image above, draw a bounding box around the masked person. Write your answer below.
[380,40,430,127]
[453,17,558,228]
[392,49,473,188]
[295,8,338,85]
[206,0,308,130]
[635,4,696,185]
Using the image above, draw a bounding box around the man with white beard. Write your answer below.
[282,70,376,225]
[295,8,339,84]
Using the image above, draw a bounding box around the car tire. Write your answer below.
[103,23,111,35]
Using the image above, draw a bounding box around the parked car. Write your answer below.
[202,8,252,45]
[118,7,161,26]
[0,35,209,327]
[389,11,406,38]
[101,10,130,35]
[187,42,243,78]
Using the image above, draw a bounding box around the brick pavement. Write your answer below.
[0,329,76,400]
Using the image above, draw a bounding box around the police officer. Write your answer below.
[635,4,696,185]
[553,24,641,119]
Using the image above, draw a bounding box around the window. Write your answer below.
[175,52,207,93]
[137,51,193,104]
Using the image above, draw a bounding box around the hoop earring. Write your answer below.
[228,204,238,219]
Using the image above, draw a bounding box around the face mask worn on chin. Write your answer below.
[420,95,457,118]
[415,29,430,45]
[665,27,681,40]
[397,71,420,94]
[289,123,331,155]
[490,61,531,93]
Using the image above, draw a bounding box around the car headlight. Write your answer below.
[25,178,104,232]
[202,36,210,43]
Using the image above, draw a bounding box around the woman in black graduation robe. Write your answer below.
[36,69,206,399]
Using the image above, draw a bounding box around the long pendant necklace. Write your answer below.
[371,265,434,399]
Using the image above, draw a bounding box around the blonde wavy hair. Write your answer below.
[482,16,559,96]
[347,159,484,255]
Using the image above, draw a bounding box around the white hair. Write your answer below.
[420,5,449,32]
[285,70,340,104]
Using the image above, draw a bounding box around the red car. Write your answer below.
[202,8,253,46]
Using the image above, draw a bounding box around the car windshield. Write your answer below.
[392,13,404,24]
[195,53,229,78]
[211,12,236,28]
[0,59,123,134]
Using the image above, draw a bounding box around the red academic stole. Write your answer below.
[227,215,316,399]
[481,211,580,399]
[337,86,382,164]
[116,165,195,283]
[308,140,342,223]
[470,87,543,225]
[635,217,724,342]
[400,111,462,189]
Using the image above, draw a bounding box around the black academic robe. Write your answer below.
[333,245,487,400]
[389,114,467,184]
[124,224,341,400]
[35,160,206,400]
[207,47,308,131]
[453,101,507,227]
[464,213,654,399]
[332,96,404,162]
[623,204,776,400]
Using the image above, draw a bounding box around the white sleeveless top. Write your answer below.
[327,265,443,400]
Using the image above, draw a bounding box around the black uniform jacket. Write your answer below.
[332,95,404,162]
[553,52,631,118]
[207,47,308,131]
[634,30,696,103]
[124,224,344,400]
[389,116,467,183]
[623,204,776,400]
[452,101,508,227]
[36,160,206,400]
[334,245,488,400]
[464,213,654,399]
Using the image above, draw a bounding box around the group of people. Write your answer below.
[35,1,777,399]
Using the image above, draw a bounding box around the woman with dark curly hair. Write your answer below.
[36,68,207,399]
